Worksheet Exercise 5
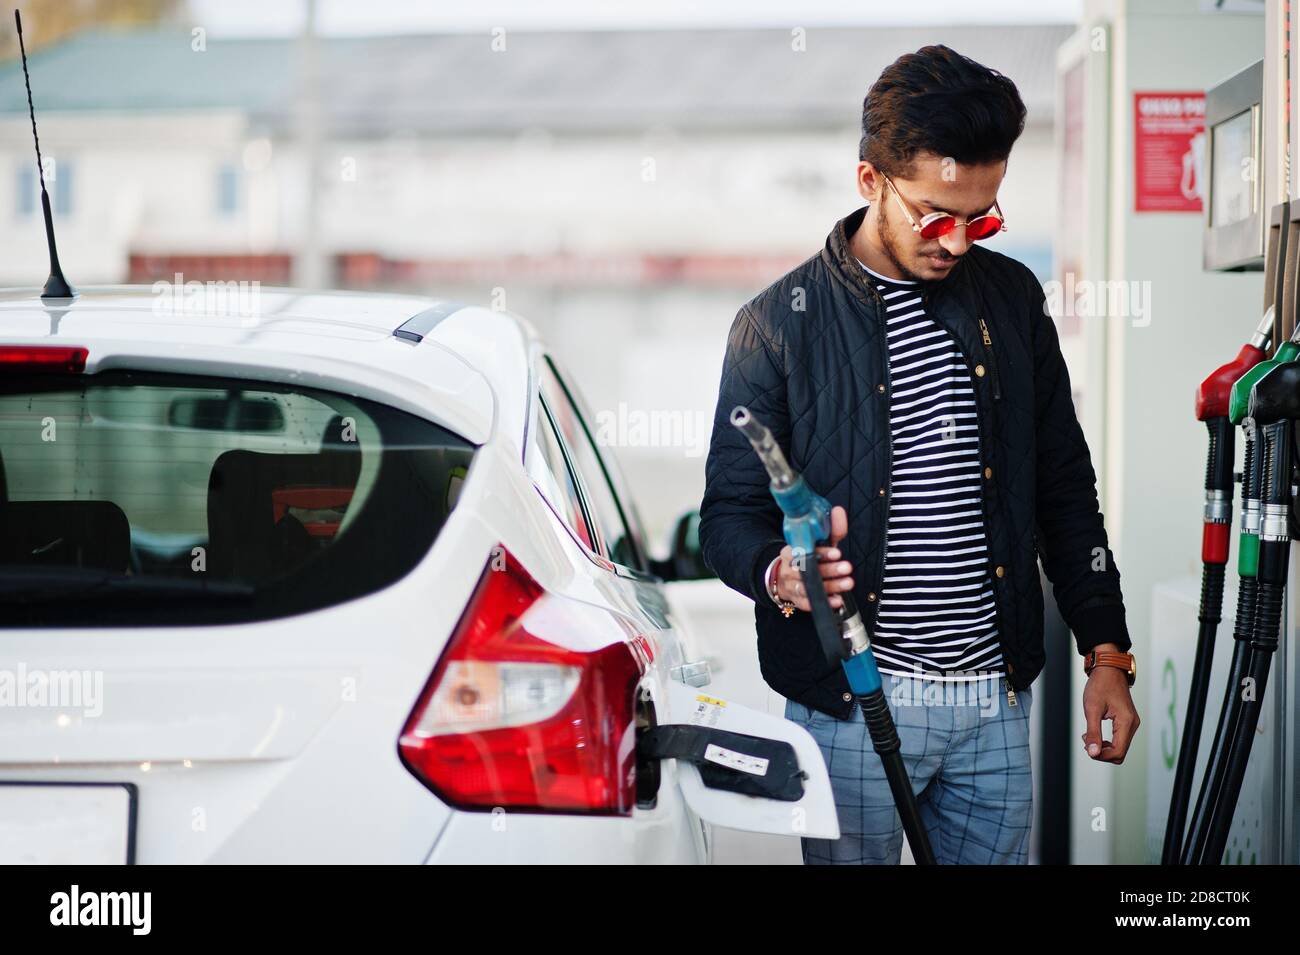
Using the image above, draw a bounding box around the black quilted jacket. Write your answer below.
[699,205,1131,720]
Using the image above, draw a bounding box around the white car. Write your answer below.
[0,286,838,864]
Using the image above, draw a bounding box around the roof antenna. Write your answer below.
[15,9,76,300]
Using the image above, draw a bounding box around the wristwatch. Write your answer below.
[1083,650,1136,686]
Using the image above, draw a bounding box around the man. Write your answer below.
[698,45,1140,865]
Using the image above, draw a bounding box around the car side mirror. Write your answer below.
[650,508,715,582]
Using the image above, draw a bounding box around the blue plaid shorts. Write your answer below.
[785,673,1033,865]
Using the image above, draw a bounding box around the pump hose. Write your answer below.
[1181,419,1256,864]
[858,688,937,865]
[1202,577,1283,864]
[797,560,936,865]
[1163,415,1235,864]
[1162,560,1224,863]
[1199,418,1292,862]
[1181,576,1256,864]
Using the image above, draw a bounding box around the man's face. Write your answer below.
[857,152,1006,282]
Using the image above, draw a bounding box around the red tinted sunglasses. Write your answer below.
[883,174,1007,241]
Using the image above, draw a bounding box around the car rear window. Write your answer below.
[0,370,476,626]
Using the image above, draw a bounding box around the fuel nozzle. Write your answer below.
[1193,308,1274,572]
[1201,306,1274,421]
[730,405,869,659]
[1247,358,1300,426]
[730,406,796,489]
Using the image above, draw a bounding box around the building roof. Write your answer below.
[0,24,1070,135]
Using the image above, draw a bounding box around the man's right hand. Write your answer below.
[768,504,855,611]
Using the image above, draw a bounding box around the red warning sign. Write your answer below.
[1134,91,1206,213]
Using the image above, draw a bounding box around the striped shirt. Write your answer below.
[860,260,1003,682]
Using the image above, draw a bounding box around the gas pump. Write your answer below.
[1177,20,1300,862]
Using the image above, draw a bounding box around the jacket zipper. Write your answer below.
[974,313,1012,703]
[978,316,1002,401]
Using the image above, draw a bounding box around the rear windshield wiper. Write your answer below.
[0,567,255,603]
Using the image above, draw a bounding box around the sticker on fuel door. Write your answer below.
[704,743,769,776]
[689,694,726,727]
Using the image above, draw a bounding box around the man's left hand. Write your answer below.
[1081,645,1140,764]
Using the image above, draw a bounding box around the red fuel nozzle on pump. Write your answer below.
[1193,312,1271,565]
[1194,332,1271,420]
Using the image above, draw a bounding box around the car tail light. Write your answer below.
[0,345,88,374]
[399,546,648,814]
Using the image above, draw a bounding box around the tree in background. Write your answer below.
[0,0,182,59]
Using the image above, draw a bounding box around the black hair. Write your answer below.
[859,45,1027,176]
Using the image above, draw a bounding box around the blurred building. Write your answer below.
[0,24,1068,538]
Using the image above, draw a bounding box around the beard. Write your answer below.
[876,197,925,282]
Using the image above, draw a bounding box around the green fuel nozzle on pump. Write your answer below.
[730,405,935,865]
[1223,309,1287,586]
[1228,308,1297,424]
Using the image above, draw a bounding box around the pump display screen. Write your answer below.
[1210,108,1254,227]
